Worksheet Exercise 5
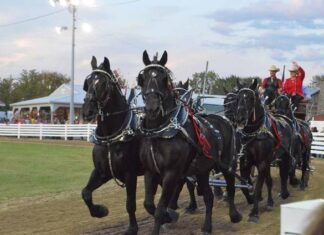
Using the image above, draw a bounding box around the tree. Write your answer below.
[189,71,220,94]
[311,75,324,87]
[113,69,127,89]
[0,70,70,110]
[0,76,18,110]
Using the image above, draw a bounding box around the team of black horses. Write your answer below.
[81,51,312,235]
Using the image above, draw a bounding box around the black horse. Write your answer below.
[274,94,312,189]
[137,50,242,235]
[235,80,294,223]
[263,87,278,109]
[81,56,142,235]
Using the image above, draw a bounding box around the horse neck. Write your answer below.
[145,92,177,129]
[244,99,264,132]
[97,91,129,136]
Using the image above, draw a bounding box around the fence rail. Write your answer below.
[1,124,324,156]
[0,124,96,141]
[311,132,324,156]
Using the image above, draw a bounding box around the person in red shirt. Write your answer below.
[283,62,305,109]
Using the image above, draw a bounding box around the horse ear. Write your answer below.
[91,56,97,70]
[103,57,111,71]
[184,79,189,90]
[143,50,151,66]
[236,79,243,90]
[159,51,168,66]
[249,79,258,91]
[83,79,88,92]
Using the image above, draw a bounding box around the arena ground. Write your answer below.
[0,138,323,235]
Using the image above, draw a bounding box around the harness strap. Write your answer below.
[107,146,125,188]
[269,115,282,150]
[150,144,161,174]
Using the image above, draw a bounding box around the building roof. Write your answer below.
[10,83,85,107]
[303,86,320,98]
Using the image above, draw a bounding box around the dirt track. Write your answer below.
[0,159,323,235]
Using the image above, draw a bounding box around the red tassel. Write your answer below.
[253,109,256,122]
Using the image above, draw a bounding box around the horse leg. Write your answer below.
[185,179,198,213]
[239,160,253,204]
[196,173,213,235]
[143,171,158,216]
[124,172,138,235]
[289,142,300,187]
[152,171,179,235]
[222,170,242,223]
[264,166,274,209]
[279,154,290,199]
[300,149,310,190]
[248,163,266,223]
[81,169,111,218]
[168,178,184,211]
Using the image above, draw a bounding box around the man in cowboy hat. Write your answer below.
[261,65,283,98]
[283,61,305,109]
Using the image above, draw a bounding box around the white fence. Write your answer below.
[0,124,96,141]
[0,124,324,155]
[311,132,324,156]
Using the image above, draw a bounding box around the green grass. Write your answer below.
[0,140,93,203]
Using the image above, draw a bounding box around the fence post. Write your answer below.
[64,123,68,141]
[87,123,91,142]
[40,124,43,140]
[17,123,21,139]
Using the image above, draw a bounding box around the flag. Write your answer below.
[282,65,285,83]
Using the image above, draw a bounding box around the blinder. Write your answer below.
[137,64,174,102]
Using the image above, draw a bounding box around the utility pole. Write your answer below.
[69,5,76,124]
[202,61,209,95]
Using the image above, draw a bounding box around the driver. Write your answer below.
[261,65,283,97]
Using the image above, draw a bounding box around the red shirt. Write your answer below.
[283,67,305,97]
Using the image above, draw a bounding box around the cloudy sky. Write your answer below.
[1,0,324,86]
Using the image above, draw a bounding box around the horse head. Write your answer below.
[137,50,174,121]
[224,90,238,125]
[263,88,277,107]
[274,94,291,116]
[82,56,122,122]
[236,79,260,129]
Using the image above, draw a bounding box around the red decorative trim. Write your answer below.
[269,116,282,150]
[189,109,213,159]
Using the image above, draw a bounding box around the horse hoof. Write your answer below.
[185,204,197,214]
[248,215,259,224]
[230,212,242,223]
[299,183,306,191]
[166,208,179,223]
[267,201,274,210]
[290,178,300,187]
[201,232,211,235]
[123,227,138,235]
[90,205,109,218]
[279,192,290,200]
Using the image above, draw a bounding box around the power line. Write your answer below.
[0,9,66,27]
[109,0,141,6]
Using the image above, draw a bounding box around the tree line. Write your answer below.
[0,70,70,111]
[1,69,323,112]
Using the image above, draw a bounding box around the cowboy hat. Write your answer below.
[269,65,280,72]
[288,64,299,72]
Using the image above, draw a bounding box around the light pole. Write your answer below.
[70,4,76,124]
[50,0,78,124]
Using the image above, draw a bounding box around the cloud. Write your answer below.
[0,53,26,65]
